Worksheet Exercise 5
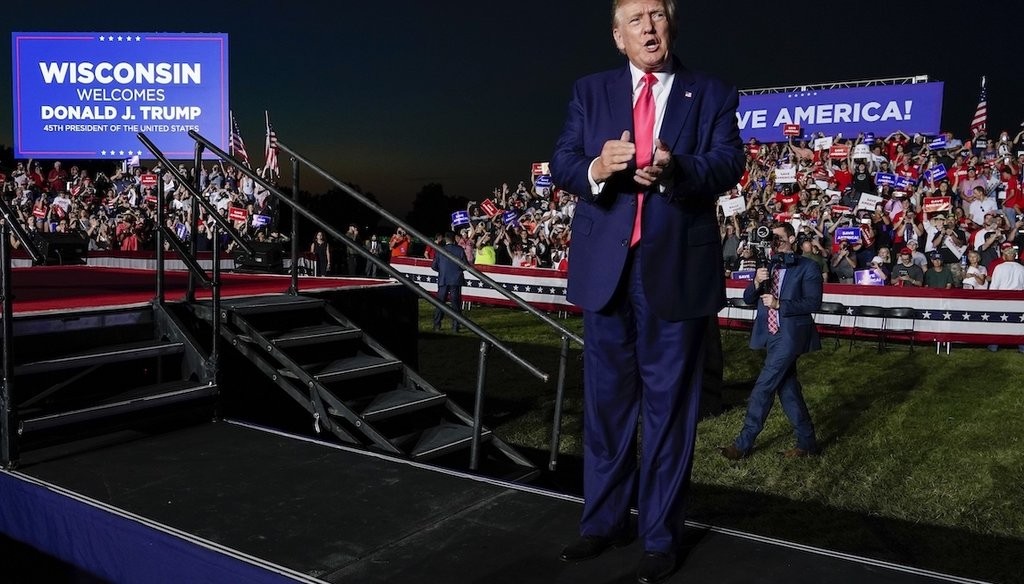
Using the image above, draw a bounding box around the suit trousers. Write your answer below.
[433,285,462,331]
[580,247,707,554]
[733,333,817,453]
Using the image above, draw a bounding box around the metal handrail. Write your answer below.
[274,140,585,347]
[0,199,44,265]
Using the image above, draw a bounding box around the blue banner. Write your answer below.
[737,83,943,143]
[12,32,229,159]
[451,210,470,226]
[893,175,915,189]
[923,164,947,183]
[875,172,896,186]
[834,227,862,243]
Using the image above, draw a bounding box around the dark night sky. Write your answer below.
[4,1,1023,215]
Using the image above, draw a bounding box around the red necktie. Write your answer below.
[630,73,657,247]
[767,267,781,334]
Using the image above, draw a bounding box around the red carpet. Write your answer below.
[10,266,388,314]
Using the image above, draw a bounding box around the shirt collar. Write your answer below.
[628,61,673,92]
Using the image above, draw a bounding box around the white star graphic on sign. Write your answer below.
[512,285,520,291]
[99,36,106,41]
[846,307,854,315]
[922,311,932,319]
[981,314,990,321]
[118,150,125,155]
[549,287,556,294]
[962,313,971,320]
[943,312,952,320]
[135,36,141,41]
[1001,314,1009,321]
[1019,314,1024,322]
[117,36,123,41]
[101,150,107,155]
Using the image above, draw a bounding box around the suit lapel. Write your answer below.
[606,66,634,138]
[660,60,696,149]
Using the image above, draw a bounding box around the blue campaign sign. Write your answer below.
[924,163,947,183]
[893,175,915,189]
[875,172,896,186]
[854,269,885,286]
[834,227,862,243]
[730,270,755,281]
[451,210,470,226]
[929,136,948,150]
[12,32,228,159]
[737,83,943,143]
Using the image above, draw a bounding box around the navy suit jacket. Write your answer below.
[551,58,745,321]
[743,256,823,354]
[431,243,467,286]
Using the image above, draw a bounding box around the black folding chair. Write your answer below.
[882,307,917,352]
[814,301,848,350]
[850,305,886,352]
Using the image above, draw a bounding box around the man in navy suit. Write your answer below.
[550,1,744,582]
[431,231,467,332]
[721,222,822,461]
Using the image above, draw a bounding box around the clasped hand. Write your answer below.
[592,130,674,186]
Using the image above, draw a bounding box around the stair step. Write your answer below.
[360,388,448,422]
[223,295,324,315]
[410,423,492,461]
[278,353,403,383]
[15,339,184,376]
[266,324,362,348]
[20,380,218,434]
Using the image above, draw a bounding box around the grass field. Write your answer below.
[416,303,1024,584]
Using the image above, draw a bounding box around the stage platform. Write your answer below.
[6,266,391,315]
[0,420,985,584]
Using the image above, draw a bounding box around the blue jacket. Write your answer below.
[431,243,467,286]
[551,58,745,320]
[743,255,823,354]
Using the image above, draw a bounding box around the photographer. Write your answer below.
[830,239,857,284]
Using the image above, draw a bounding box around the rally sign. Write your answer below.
[923,196,952,213]
[854,269,885,286]
[718,195,746,217]
[893,175,915,190]
[852,144,871,159]
[829,144,850,159]
[923,164,947,183]
[451,210,470,226]
[144,194,158,204]
[531,162,549,176]
[929,136,948,150]
[834,227,861,242]
[863,132,876,145]
[857,192,883,211]
[140,173,158,188]
[875,172,896,186]
[251,214,271,227]
[813,136,834,151]
[783,124,801,137]
[227,207,247,222]
[11,32,229,159]
[502,211,518,226]
[774,167,797,184]
[33,207,47,218]
[731,270,756,281]
[479,198,499,217]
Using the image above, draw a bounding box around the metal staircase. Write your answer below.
[6,304,216,452]
[193,293,539,482]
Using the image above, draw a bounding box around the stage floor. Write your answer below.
[4,421,982,584]
[8,266,390,314]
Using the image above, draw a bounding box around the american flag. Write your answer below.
[264,110,279,178]
[970,76,987,136]
[229,111,250,167]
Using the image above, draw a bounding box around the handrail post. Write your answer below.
[548,335,571,471]
[289,157,299,295]
[469,341,490,471]
[155,166,165,305]
[187,142,204,302]
[210,220,221,388]
[0,219,17,468]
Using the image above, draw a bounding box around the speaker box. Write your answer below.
[32,233,89,265]
[232,242,284,273]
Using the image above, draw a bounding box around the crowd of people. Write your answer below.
[435,127,1024,292]
[1,159,284,254]
[3,125,1023,292]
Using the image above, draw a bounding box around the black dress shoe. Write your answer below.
[559,535,628,562]
[637,551,677,584]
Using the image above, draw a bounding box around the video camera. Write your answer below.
[747,225,774,268]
